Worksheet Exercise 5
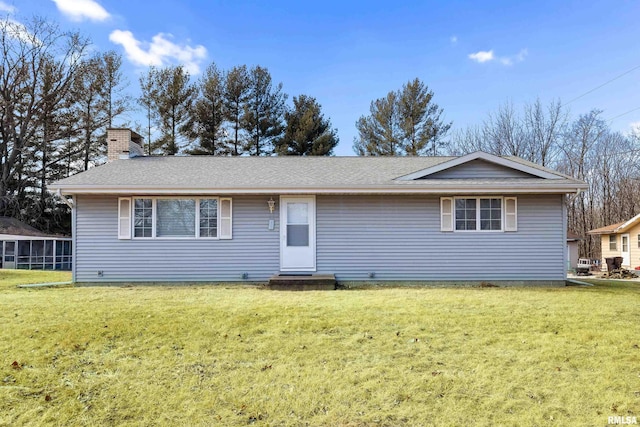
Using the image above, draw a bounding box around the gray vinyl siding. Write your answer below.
[425,159,536,179]
[315,194,565,281]
[75,193,565,283]
[75,195,279,282]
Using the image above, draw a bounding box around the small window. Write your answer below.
[455,199,477,230]
[134,198,153,237]
[479,198,502,231]
[637,234,640,249]
[609,235,617,251]
[199,199,218,237]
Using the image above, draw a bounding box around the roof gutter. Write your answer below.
[52,183,589,196]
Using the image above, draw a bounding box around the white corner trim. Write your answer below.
[394,151,563,181]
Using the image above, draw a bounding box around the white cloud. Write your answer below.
[52,0,110,22]
[109,30,207,74]
[0,1,16,13]
[468,50,494,63]
[450,35,458,44]
[469,48,528,66]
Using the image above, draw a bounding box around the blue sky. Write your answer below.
[7,0,640,155]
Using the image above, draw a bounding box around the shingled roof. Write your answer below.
[0,217,51,237]
[588,214,640,235]
[50,153,587,195]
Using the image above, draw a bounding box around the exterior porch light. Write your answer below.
[268,197,276,213]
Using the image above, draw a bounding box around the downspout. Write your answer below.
[567,188,582,205]
[56,189,74,209]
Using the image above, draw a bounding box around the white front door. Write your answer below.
[280,196,316,271]
[622,233,630,267]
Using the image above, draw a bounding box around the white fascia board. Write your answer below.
[54,183,587,196]
[616,213,640,233]
[395,151,563,181]
[0,234,71,240]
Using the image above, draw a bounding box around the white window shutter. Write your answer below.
[505,197,517,231]
[118,197,132,239]
[440,197,454,232]
[220,198,232,239]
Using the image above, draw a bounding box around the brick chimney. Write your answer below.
[107,128,145,161]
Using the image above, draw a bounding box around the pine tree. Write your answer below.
[398,78,451,155]
[353,91,402,155]
[353,78,451,156]
[222,65,250,155]
[185,63,226,155]
[276,95,338,155]
[242,66,286,156]
[144,65,197,155]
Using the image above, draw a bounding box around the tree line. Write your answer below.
[451,101,640,260]
[137,63,339,157]
[0,16,339,233]
[2,15,638,261]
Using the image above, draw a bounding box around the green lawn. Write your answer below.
[1,273,639,426]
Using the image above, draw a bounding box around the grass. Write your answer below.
[0,273,639,426]
[0,270,71,289]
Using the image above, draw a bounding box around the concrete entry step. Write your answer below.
[267,273,337,291]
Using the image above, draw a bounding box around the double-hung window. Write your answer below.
[441,196,517,232]
[609,235,617,251]
[120,197,232,239]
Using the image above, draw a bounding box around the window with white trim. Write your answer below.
[119,197,232,239]
[199,199,218,237]
[133,198,153,237]
[441,196,517,232]
[456,197,501,231]
[609,235,617,251]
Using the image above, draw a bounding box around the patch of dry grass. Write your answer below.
[0,270,71,290]
[1,274,639,425]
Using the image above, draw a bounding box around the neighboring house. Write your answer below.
[49,128,587,285]
[0,217,72,270]
[566,231,582,271]
[588,215,640,270]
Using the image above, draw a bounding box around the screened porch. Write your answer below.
[0,238,72,270]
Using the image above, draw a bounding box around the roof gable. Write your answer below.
[418,158,537,179]
[589,214,640,235]
[395,152,563,181]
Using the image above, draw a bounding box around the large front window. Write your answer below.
[157,199,196,237]
[455,197,502,231]
[130,198,224,239]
